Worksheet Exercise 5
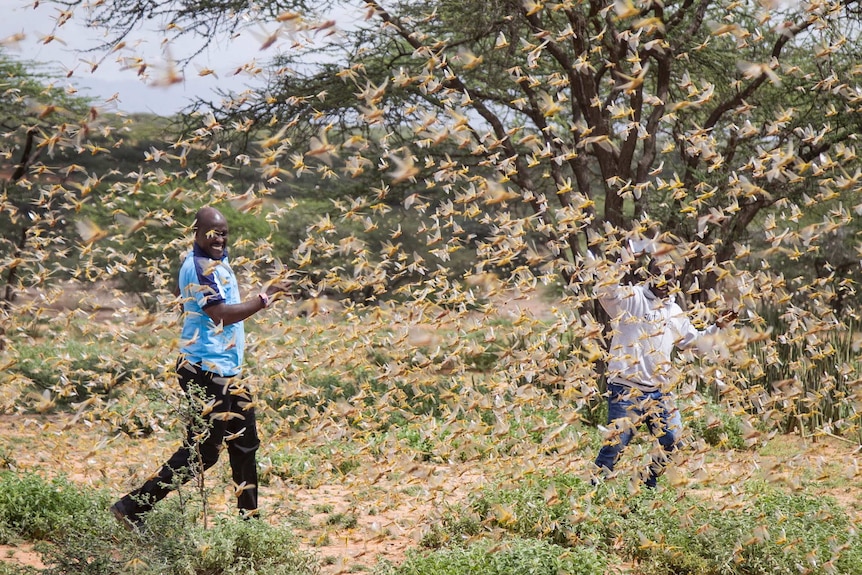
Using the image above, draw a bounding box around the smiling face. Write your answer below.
[194,208,229,260]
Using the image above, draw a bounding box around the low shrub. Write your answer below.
[465,473,615,549]
[0,471,319,575]
[0,563,41,575]
[686,401,746,450]
[259,443,361,488]
[176,516,320,575]
[420,509,483,549]
[617,486,862,575]
[13,342,158,411]
[376,537,606,575]
[40,506,320,575]
[0,472,112,542]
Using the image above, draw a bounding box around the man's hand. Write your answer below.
[262,279,295,303]
[717,309,738,328]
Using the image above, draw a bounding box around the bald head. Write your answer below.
[194,207,226,231]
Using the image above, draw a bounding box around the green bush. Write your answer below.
[0,562,41,575]
[99,394,177,437]
[259,442,361,488]
[0,471,318,575]
[420,510,483,549]
[443,474,862,575]
[179,516,320,575]
[617,486,862,575]
[41,508,320,575]
[13,342,157,410]
[0,472,112,542]
[375,537,606,575]
[465,473,614,549]
[687,401,746,450]
[272,369,453,430]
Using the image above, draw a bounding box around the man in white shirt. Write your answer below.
[593,255,734,488]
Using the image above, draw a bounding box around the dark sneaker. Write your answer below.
[110,501,144,533]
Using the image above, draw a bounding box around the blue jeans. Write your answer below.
[594,382,682,488]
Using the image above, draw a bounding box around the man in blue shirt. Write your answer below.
[110,206,284,529]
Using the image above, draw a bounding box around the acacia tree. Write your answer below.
[0,52,98,311]
[276,0,862,290]
[44,2,862,297]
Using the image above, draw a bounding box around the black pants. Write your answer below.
[118,361,260,517]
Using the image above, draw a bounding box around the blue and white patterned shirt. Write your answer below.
[178,243,245,376]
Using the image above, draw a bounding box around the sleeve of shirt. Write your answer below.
[190,257,226,310]
[672,307,718,350]
[597,283,643,318]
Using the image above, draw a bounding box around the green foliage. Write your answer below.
[0,562,40,575]
[376,537,606,575]
[11,340,156,409]
[0,52,96,302]
[175,516,319,575]
[425,476,862,575]
[419,510,483,550]
[0,52,92,130]
[0,472,112,543]
[616,487,862,575]
[396,427,435,462]
[259,443,361,488]
[259,449,320,486]
[270,368,453,430]
[272,198,485,305]
[687,401,746,450]
[466,473,613,549]
[324,513,357,529]
[40,505,320,575]
[0,470,317,575]
[99,392,176,437]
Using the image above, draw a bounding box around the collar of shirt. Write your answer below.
[192,242,229,261]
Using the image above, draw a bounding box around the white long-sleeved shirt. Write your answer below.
[598,283,717,392]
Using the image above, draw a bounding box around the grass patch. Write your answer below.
[0,472,112,543]
[10,340,163,412]
[260,441,362,488]
[42,511,320,575]
[376,537,606,575]
[424,473,862,575]
[615,485,862,575]
[0,471,319,575]
[0,562,40,575]
[465,473,614,549]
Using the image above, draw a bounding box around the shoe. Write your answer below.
[110,501,145,533]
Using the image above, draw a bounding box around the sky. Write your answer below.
[0,1,340,115]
